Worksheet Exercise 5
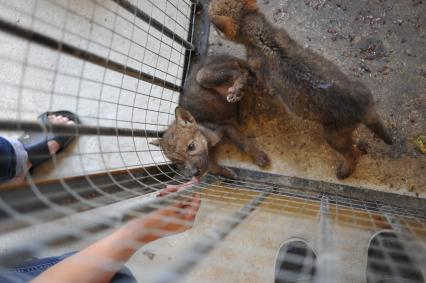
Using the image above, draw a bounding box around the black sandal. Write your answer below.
[275,240,317,283]
[18,111,81,169]
[367,231,424,283]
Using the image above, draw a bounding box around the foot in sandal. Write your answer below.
[19,110,81,171]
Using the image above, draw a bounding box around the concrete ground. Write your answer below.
[208,0,426,198]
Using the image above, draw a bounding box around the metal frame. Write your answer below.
[112,0,194,51]
[229,167,426,213]
[0,164,176,224]
[0,18,182,92]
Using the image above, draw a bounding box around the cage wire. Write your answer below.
[0,0,425,282]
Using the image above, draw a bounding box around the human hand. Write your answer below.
[161,177,200,193]
[127,188,201,243]
[30,187,200,283]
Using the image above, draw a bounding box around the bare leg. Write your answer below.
[323,126,358,179]
[222,122,270,168]
[10,115,75,184]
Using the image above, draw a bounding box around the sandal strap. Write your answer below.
[20,133,50,169]
[38,111,80,149]
[19,111,80,169]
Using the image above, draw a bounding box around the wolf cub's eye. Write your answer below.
[187,142,196,152]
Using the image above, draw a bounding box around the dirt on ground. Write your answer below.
[207,0,426,197]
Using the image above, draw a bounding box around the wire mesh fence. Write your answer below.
[0,0,194,179]
[0,0,424,282]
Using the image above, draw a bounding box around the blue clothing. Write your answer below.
[0,137,29,183]
[0,252,137,283]
[0,137,16,183]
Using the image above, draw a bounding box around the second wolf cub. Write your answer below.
[209,0,393,179]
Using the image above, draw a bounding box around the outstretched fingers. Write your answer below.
[159,177,200,196]
[180,193,201,221]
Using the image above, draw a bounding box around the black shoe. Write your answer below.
[275,240,317,283]
[367,231,424,283]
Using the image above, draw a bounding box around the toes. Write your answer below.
[227,95,236,103]
[356,141,369,154]
[227,94,242,103]
[48,115,56,122]
[255,151,271,168]
[219,167,238,179]
[336,172,350,180]
[48,114,74,125]
[225,169,238,179]
[227,86,244,103]
[336,163,351,179]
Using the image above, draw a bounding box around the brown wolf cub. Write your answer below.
[150,55,270,179]
[209,0,393,179]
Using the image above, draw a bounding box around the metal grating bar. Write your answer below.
[180,0,199,87]
[155,188,272,283]
[112,0,194,51]
[0,18,182,92]
[0,119,163,138]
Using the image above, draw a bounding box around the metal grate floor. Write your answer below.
[0,170,424,282]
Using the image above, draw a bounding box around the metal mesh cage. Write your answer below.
[0,0,424,282]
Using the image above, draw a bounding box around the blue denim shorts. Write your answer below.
[0,137,28,183]
[0,252,137,283]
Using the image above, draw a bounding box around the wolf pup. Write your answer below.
[209,0,393,179]
[150,55,270,179]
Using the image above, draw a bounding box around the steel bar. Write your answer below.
[112,0,194,51]
[0,120,164,138]
[155,189,272,283]
[0,18,182,92]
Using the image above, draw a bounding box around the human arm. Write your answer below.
[31,190,201,283]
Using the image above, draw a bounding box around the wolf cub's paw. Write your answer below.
[220,167,238,179]
[255,151,271,168]
[227,86,243,103]
[336,162,353,180]
[356,141,369,155]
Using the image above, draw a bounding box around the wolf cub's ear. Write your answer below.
[243,0,258,11]
[210,15,237,39]
[149,139,162,147]
[175,107,196,127]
